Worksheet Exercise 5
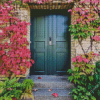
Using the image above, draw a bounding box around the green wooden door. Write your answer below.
[30,10,70,75]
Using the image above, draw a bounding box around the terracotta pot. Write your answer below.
[12,97,17,100]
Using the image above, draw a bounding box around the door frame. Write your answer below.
[30,9,71,75]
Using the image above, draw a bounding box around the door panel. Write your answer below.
[52,14,68,75]
[30,15,48,75]
[30,10,70,75]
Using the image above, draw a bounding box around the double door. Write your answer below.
[30,10,70,75]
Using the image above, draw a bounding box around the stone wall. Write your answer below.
[71,2,100,67]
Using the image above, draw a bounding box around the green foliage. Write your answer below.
[22,79,34,94]
[0,77,23,99]
[67,69,74,74]
[69,23,93,40]
[70,85,96,100]
[12,0,28,8]
[0,78,34,100]
[91,18,100,28]
[95,61,100,74]
[67,60,100,100]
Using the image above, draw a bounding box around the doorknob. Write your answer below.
[49,37,52,45]
[49,37,51,41]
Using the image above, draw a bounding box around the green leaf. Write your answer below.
[67,69,73,74]
[82,88,86,92]
[84,96,89,100]
[97,90,100,96]
[74,73,80,79]
[86,92,91,96]
[73,36,78,40]
[73,95,77,99]
[79,93,82,95]
[68,76,74,82]
[91,96,96,100]
[85,69,90,73]
[88,32,93,36]
[74,67,79,71]
[89,76,93,81]
[86,64,91,68]
[81,96,84,98]
[91,28,96,31]
[91,65,96,68]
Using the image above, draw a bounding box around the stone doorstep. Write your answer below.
[19,75,75,100]
[32,88,74,100]
[30,75,75,89]
[33,82,74,89]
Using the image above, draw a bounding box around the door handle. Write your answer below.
[49,37,51,41]
[49,37,52,45]
[49,37,54,45]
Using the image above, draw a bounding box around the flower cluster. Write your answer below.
[68,0,100,25]
[92,36,100,41]
[0,0,35,76]
[72,52,98,64]
[72,55,90,63]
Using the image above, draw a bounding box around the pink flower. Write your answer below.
[0,50,5,55]
[98,26,100,30]
[91,18,94,21]
[78,58,83,63]
[93,53,99,56]
[37,0,43,4]
[73,21,77,25]
[2,70,6,75]
[75,8,80,12]
[17,59,20,63]
[4,3,8,7]
[68,9,72,12]
[8,1,12,3]
[27,22,31,25]
[23,0,28,3]
[15,70,21,75]
[30,59,35,64]
[72,57,77,62]
[80,1,85,4]
[68,9,73,15]
[22,59,26,63]
[92,36,100,41]
[83,58,89,63]
[92,37,94,40]
[26,62,32,68]
[76,55,82,59]
[76,56,83,63]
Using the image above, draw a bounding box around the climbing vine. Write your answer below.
[0,0,35,78]
[67,0,100,100]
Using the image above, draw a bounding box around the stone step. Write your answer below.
[30,75,74,89]
[32,88,74,100]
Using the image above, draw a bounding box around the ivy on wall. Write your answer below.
[0,0,35,78]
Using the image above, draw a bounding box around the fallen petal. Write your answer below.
[38,77,41,79]
[52,93,58,97]
[48,89,52,91]
[32,89,38,91]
